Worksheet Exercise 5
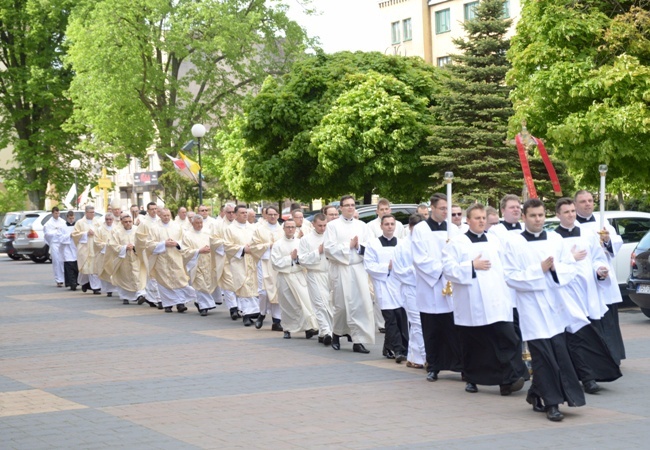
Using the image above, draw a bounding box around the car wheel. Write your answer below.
[641,308,650,319]
[30,254,49,263]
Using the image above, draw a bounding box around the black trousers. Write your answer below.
[382,307,409,356]
[420,311,463,374]
[64,261,79,288]
[528,333,585,407]
[566,324,622,383]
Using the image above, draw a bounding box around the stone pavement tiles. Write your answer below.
[1,258,650,449]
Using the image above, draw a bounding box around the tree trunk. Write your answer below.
[363,191,372,205]
[618,190,625,211]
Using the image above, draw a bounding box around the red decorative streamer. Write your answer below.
[534,138,563,197]
[515,134,538,199]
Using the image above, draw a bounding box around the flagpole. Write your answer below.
[191,124,206,205]
[70,159,81,209]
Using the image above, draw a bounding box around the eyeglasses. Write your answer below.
[451,213,462,217]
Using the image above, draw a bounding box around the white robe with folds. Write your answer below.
[503,231,588,340]
[110,227,147,301]
[323,217,375,344]
[366,217,406,239]
[576,218,623,305]
[72,218,102,275]
[44,217,66,283]
[181,228,217,310]
[249,222,284,303]
[411,220,456,314]
[442,233,512,326]
[223,221,259,315]
[298,230,333,337]
[93,225,116,292]
[135,214,162,302]
[271,236,318,333]
[552,228,610,321]
[59,224,78,262]
[364,237,402,310]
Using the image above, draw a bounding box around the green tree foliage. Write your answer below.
[65,0,311,205]
[211,51,445,203]
[0,0,79,209]
[508,0,650,188]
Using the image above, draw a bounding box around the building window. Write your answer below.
[502,0,510,18]
[464,2,479,21]
[402,18,412,41]
[437,56,451,67]
[435,9,451,34]
[391,21,401,44]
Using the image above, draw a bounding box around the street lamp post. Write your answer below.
[191,124,206,205]
[70,159,81,209]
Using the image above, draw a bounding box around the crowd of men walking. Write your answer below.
[43,190,625,423]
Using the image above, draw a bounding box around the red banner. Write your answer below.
[515,134,538,199]
[534,138,563,197]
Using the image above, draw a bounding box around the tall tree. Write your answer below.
[422,0,523,203]
[65,0,312,205]
[0,0,79,209]
[508,0,650,188]
[210,51,446,203]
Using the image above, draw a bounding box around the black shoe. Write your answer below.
[427,371,438,382]
[352,343,370,354]
[147,301,157,308]
[283,331,291,339]
[157,302,163,310]
[382,348,396,359]
[107,292,112,297]
[323,334,332,346]
[465,382,478,393]
[194,302,201,313]
[137,296,147,305]
[200,309,208,317]
[395,353,407,364]
[271,322,284,332]
[583,380,601,394]
[164,306,173,313]
[545,405,564,422]
[81,283,89,293]
[255,314,265,329]
[305,329,318,339]
[70,284,77,291]
[500,377,525,396]
[318,336,324,343]
[526,391,545,413]
[331,334,341,351]
[230,307,239,320]
[243,315,253,327]
[379,327,386,334]
[177,304,187,313]
[345,334,353,342]
[123,299,129,305]
[93,289,101,295]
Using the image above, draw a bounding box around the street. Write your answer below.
[1,257,650,449]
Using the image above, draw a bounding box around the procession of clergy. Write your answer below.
[43,189,625,423]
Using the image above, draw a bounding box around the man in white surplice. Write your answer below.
[298,213,334,346]
[110,214,148,305]
[181,215,217,316]
[443,204,526,395]
[44,206,66,287]
[271,219,319,339]
[323,195,374,354]
[364,214,408,363]
[72,205,103,294]
[135,202,163,308]
[93,213,117,298]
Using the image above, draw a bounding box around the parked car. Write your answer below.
[356,204,419,225]
[627,230,650,318]
[2,211,42,260]
[13,210,102,263]
[545,211,650,295]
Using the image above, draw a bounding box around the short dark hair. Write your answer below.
[466,203,485,219]
[500,194,521,211]
[340,195,355,206]
[409,213,423,227]
[574,190,593,201]
[523,198,545,215]
[555,197,575,213]
[266,205,279,214]
[377,198,390,208]
[234,204,247,214]
[312,213,326,222]
[283,218,296,228]
[485,206,498,217]
[52,206,59,213]
[323,205,337,214]
[430,193,447,207]
[147,202,157,210]
[380,214,395,224]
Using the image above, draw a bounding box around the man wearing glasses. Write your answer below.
[323,195,374,354]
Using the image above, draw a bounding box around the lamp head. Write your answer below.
[70,159,81,170]
[443,171,454,183]
[599,164,608,176]
[191,124,206,138]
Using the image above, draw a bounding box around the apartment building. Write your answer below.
[378,0,521,66]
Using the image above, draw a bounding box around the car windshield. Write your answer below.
[637,231,650,252]
[3,213,21,227]
[19,216,39,228]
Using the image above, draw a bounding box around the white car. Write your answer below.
[544,211,650,292]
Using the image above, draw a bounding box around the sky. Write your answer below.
[285,0,384,53]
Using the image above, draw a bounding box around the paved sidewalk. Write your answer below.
[1,258,650,449]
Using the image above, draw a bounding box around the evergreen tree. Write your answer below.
[422,0,532,204]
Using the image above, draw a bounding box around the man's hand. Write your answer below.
[244,244,251,254]
[318,243,323,254]
[599,228,611,244]
[541,256,554,272]
[87,229,95,237]
[473,253,491,271]
[291,249,298,260]
[199,245,210,254]
[597,266,609,279]
[388,260,393,271]
[350,236,358,249]
[126,243,134,251]
[165,238,177,247]
[571,245,587,261]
